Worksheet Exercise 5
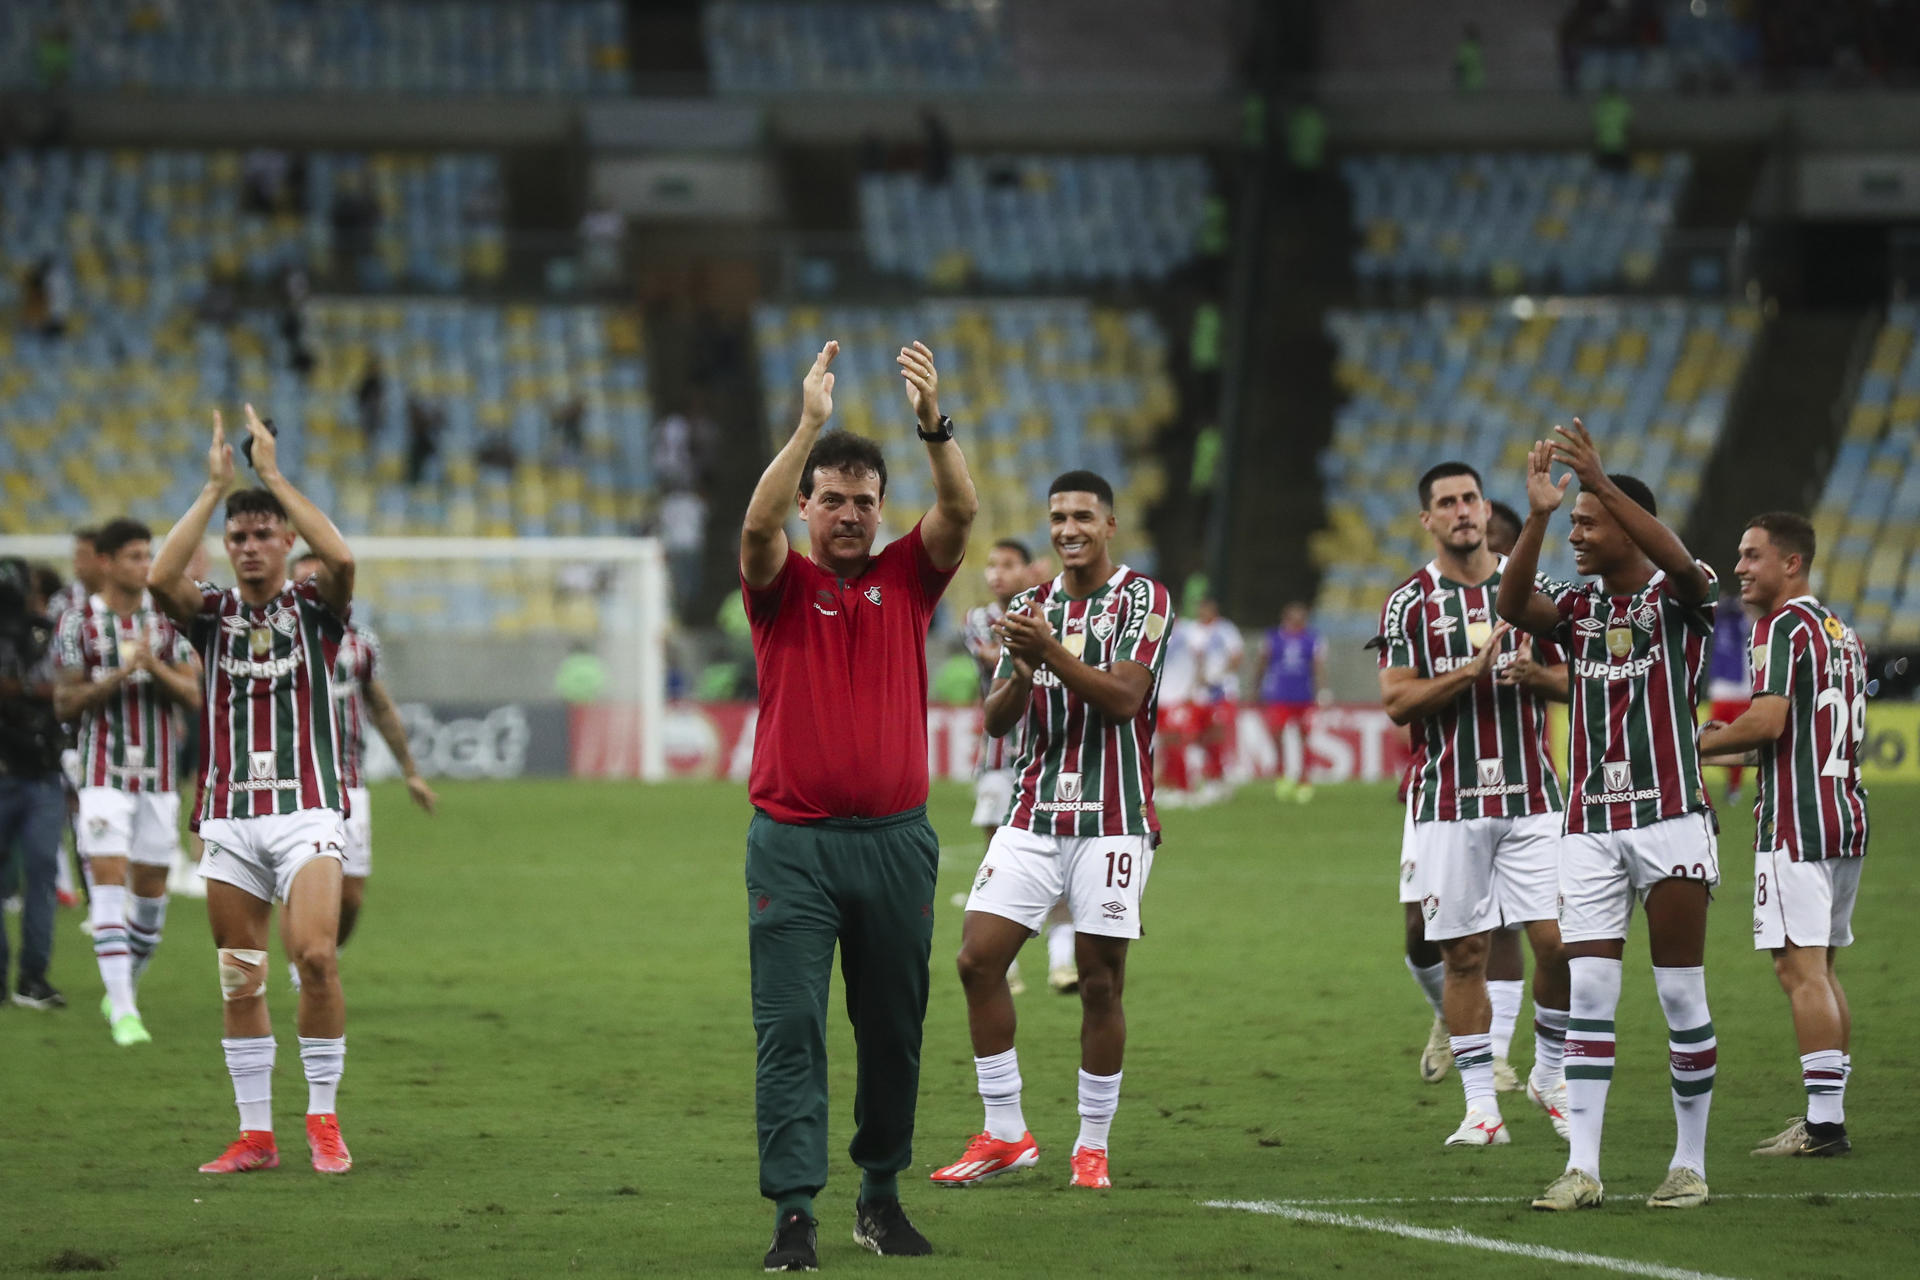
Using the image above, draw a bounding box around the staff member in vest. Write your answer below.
[741,340,977,1273]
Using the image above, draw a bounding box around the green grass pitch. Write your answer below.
[6,779,1917,1278]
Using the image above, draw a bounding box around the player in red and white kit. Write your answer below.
[1698,514,1869,1159]
[52,518,202,1045]
[1499,422,1721,1212]
[932,471,1174,1192]
[1187,595,1243,805]
[149,407,358,1176]
[285,554,437,993]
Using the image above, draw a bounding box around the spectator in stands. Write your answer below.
[330,174,381,282]
[355,357,386,442]
[243,149,291,215]
[551,397,587,460]
[1285,96,1327,188]
[478,431,518,476]
[580,205,625,288]
[1592,83,1633,170]
[34,23,73,89]
[1455,23,1487,92]
[920,109,952,187]
[405,395,445,486]
[278,266,314,378]
[24,256,71,339]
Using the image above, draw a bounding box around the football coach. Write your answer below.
[739,339,977,1271]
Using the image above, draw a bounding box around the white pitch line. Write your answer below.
[1207,1200,1744,1280]
[1225,1191,1920,1207]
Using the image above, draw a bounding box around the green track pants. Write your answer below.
[745,805,940,1204]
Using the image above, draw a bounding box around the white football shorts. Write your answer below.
[1559,812,1719,944]
[200,808,346,905]
[342,787,373,878]
[76,788,181,866]
[967,824,1153,940]
[1414,810,1562,941]
[1397,802,1422,905]
[1753,848,1861,951]
[971,769,1015,829]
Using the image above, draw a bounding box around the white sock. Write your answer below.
[1802,1049,1846,1125]
[222,1035,276,1133]
[127,892,168,983]
[300,1035,346,1115]
[1407,956,1446,1018]
[55,844,76,895]
[1564,956,1622,1178]
[1047,921,1075,972]
[1075,1068,1123,1152]
[1841,1052,1852,1085]
[1487,980,1523,1061]
[1653,965,1714,1176]
[1532,1005,1569,1087]
[1451,1034,1499,1112]
[974,1048,1026,1142]
[89,884,137,1019]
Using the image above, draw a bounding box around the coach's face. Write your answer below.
[226,513,296,589]
[1419,475,1485,554]
[800,466,882,573]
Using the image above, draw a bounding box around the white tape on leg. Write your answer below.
[217,948,269,1000]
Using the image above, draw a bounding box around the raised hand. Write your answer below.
[1526,439,1572,516]
[242,403,279,479]
[209,410,236,489]
[801,340,839,430]
[1549,417,1606,490]
[897,341,940,430]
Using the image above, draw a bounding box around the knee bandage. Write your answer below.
[217,948,269,1000]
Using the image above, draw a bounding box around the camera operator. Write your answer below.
[1,556,68,1008]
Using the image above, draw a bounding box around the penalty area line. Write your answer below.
[1205,1200,1744,1280]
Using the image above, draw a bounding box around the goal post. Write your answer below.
[0,533,671,782]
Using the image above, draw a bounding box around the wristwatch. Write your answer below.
[917,414,955,443]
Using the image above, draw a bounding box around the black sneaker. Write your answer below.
[12,977,66,1009]
[763,1211,817,1272]
[1803,1121,1852,1157]
[854,1197,932,1257]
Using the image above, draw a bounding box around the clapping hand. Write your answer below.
[897,341,940,432]
[209,410,236,489]
[242,403,280,479]
[995,603,1054,671]
[1526,440,1572,516]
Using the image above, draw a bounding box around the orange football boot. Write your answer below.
[306,1114,353,1173]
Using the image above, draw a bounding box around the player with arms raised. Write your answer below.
[1376,462,1571,1150]
[53,518,201,1046]
[1497,421,1721,1212]
[932,470,1173,1192]
[1697,514,1868,1158]
[148,407,359,1176]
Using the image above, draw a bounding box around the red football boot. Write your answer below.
[306,1114,353,1173]
[199,1131,279,1174]
[929,1131,1039,1186]
[1069,1145,1111,1188]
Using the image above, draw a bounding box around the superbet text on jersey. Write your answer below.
[1749,597,1869,861]
[188,577,350,821]
[995,566,1174,838]
[1538,565,1717,834]
[1376,559,1565,823]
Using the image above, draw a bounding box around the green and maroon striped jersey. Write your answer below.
[1376,559,1565,822]
[187,578,349,821]
[995,566,1174,838]
[1538,564,1717,833]
[1749,596,1869,861]
[54,594,185,795]
[329,624,381,790]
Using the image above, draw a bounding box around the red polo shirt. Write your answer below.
[744,519,957,823]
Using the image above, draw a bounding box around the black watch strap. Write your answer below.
[917,414,955,443]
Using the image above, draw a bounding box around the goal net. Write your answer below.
[0,533,671,782]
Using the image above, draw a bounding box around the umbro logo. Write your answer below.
[1429,615,1459,637]
[1575,617,1604,637]
[1101,901,1126,915]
